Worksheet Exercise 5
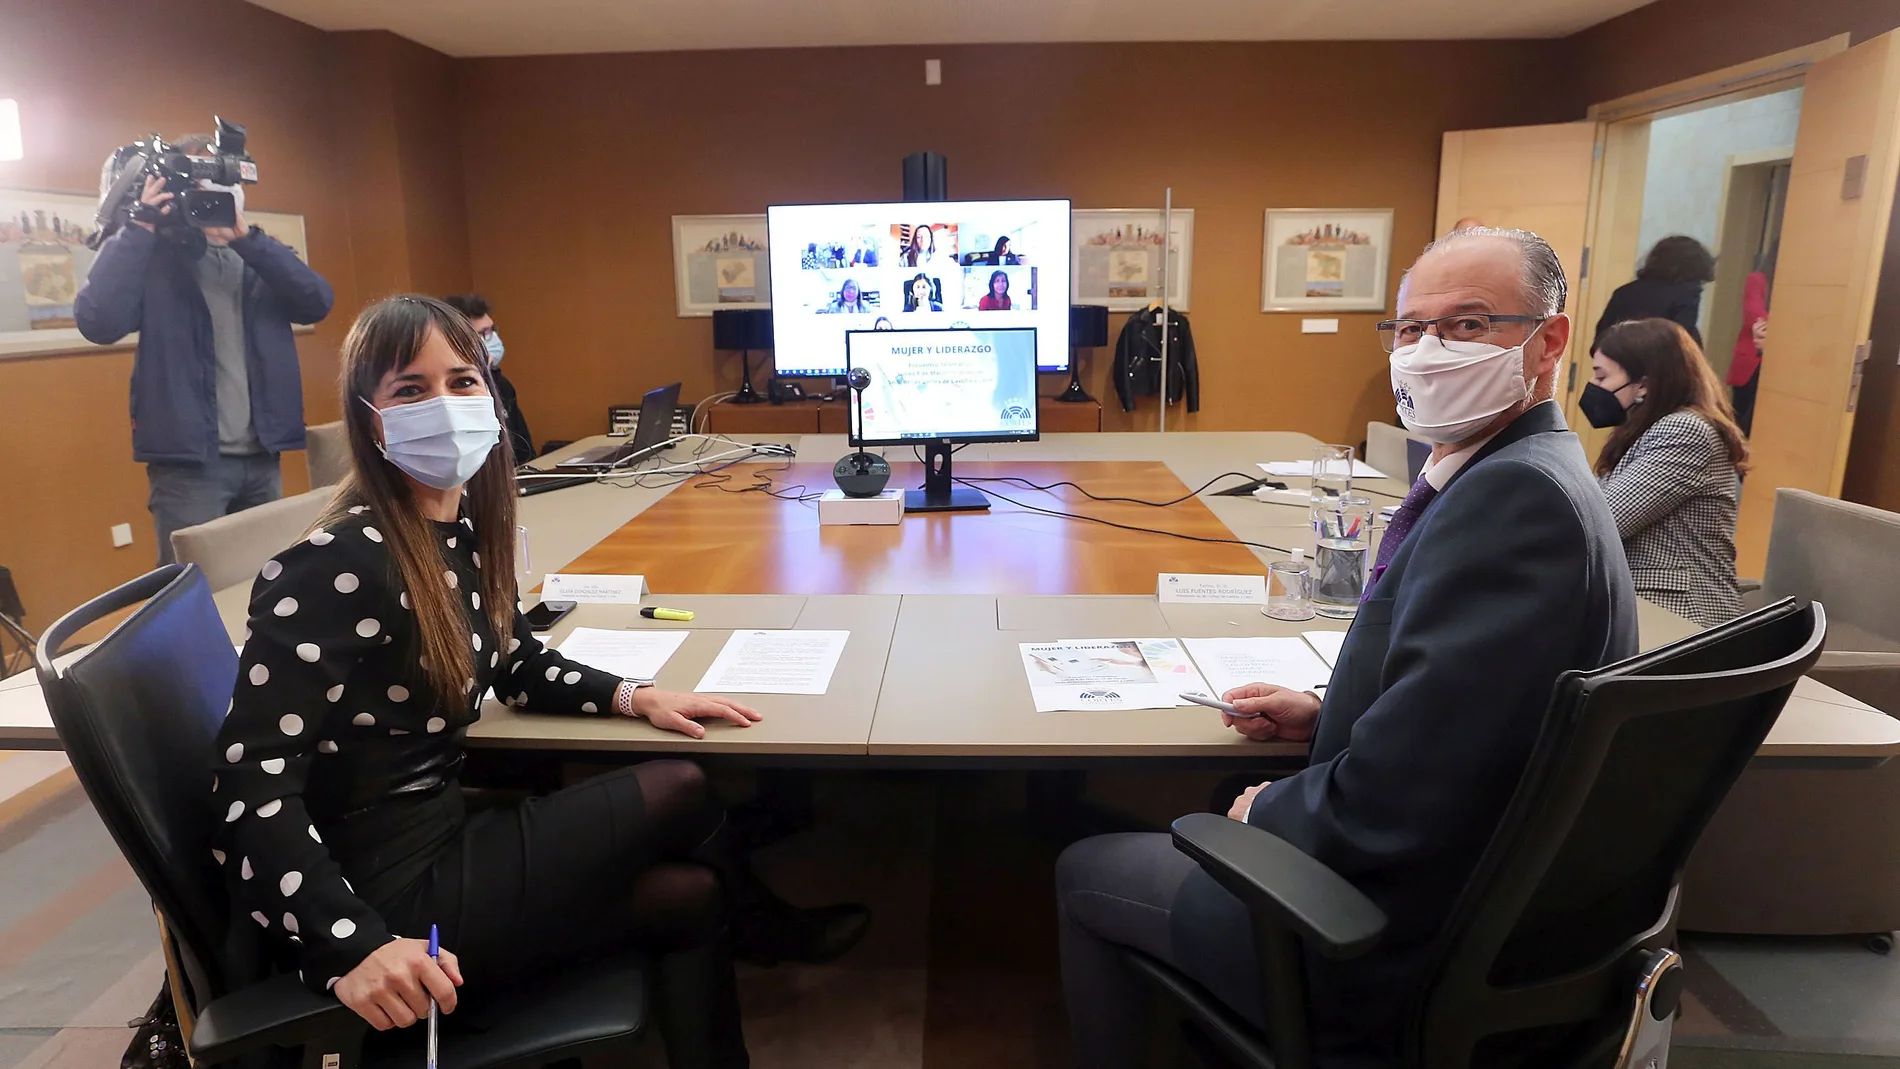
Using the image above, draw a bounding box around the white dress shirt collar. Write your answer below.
[1421,400,1555,491]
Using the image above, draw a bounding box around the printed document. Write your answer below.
[695,630,850,695]
[1184,637,1333,700]
[556,628,690,684]
[1019,638,1216,712]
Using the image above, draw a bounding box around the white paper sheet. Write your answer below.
[1019,638,1217,712]
[1258,460,1387,480]
[557,627,691,684]
[1184,637,1334,699]
[1301,630,1348,668]
[694,630,849,695]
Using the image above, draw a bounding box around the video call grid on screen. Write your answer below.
[766,199,1072,376]
[845,327,1041,447]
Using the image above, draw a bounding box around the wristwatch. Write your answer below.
[612,678,655,717]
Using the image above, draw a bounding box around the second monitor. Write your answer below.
[846,326,1040,513]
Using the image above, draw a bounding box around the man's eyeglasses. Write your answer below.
[1373,314,1544,353]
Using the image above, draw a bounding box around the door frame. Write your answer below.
[1562,36,1851,441]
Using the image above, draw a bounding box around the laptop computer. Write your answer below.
[553,383,683,472]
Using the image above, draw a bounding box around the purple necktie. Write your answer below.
[1366,476,1438,597]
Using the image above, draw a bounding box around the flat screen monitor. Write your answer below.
[846,327,1040,447]
[766,198,1071,376]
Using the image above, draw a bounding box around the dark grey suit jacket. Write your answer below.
[1245,401,1639,1062]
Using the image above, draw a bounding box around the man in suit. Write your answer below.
[1056,228,1639,1067]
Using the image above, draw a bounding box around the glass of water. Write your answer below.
[1311,444,1356,509]
[1311,495,1374,618]
[1265,552,1316,621]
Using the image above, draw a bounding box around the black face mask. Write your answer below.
[1580,381,1636,428]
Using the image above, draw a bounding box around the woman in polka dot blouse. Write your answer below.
[210,297,793,1066]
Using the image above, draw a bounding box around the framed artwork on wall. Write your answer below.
[0,186,312,359]
[1260,208,1394,313]
[671,214,772,317]
[1070,208,1193,312]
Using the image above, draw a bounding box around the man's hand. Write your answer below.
[334,937,462,1031]
[131,175,172,233]
[628,687,762,739]
[202,206,248,247]
[1228,781,1272,822]
[1220,684,1322,742]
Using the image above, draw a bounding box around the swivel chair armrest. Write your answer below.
[1737,580,1765,611]
[1171,813,1387,960]
[189,973,367,1067]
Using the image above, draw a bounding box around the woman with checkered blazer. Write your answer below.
[1582,318,1752,627]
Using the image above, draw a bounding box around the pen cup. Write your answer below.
[1312,496,1375,618]
[1265,554,1316,621]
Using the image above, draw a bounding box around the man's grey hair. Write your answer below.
[1419,226,1568,317]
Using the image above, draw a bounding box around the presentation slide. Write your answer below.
[846,327,1039,445]
[767,199,1071,375]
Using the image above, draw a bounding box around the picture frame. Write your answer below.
[1260,208,1394,313]
[1071,208,1193,312]
[0,185,313,360]
[671,214,772,317]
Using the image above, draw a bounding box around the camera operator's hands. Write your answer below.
[203,206,248,247]
[131,175,174,233]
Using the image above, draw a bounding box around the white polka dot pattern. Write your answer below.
[308,530,333,546]
[363,527,383,543]
[252,911,270,928]
[260,758,285,775]
[334,573,359,594]
[279,714,303,736]
[445,570,459,588]
[273,598,298,617]
[331,918,356,939]
[295,643,321,663]
[261,559,283,580]
[225,743,244,763]
[426,717,446,733]
[388,685,409,702]
[240,857,253,880]
[325,685,344,703]
[355,619,380,638]
[249,664,270,686]
[225,801,244,822]
[280,871,303,896]
[256,799,283,818]
[352,712,375,727]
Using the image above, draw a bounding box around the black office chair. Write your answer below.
[36,564,650,1068]
[1132,597,1827,1069]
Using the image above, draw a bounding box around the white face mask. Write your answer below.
[1388,324,1544,444]
[362,395,501,490]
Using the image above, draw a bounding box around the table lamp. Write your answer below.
[712,308,773,405]
[1058,304,1109,403]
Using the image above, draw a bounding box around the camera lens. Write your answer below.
[846,367,871,391]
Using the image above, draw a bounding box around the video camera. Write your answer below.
[90,116,258,247]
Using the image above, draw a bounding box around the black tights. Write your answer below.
[380,760,748,1068]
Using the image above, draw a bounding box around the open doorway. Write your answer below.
[1570,83,1804,457]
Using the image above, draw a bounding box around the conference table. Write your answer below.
[3,431,1895,770]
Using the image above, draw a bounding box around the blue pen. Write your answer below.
[426,924,440,1069]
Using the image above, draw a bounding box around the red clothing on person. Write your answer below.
[978,294,1011,311]
[1728,270,1768,386]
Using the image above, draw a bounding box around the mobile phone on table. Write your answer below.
[1180,693,1262,718]
[523,600,577,631]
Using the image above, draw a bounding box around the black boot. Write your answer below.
[729,897,872,967]
[653,932,751,1069]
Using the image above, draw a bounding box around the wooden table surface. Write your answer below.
[561,459,1265,595]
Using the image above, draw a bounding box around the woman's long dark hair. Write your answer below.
[1636,235,1716,285]
[906,224,934,266]
[316,295,519,710]
[987,270,1009,304]
[1593,318,1750,477]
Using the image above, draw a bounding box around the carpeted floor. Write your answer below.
[0,754,1894,1068]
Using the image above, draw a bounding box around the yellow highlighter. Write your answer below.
[641,606,695,622]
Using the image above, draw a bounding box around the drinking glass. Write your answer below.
[1264,557,1315,621]
[1311,444,1356,509]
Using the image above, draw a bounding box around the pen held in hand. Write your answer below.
[426,923,440,1069]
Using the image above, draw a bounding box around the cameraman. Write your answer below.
[75,136,334,565]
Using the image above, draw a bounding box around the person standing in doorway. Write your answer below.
[75,135,334,564]
[442,294,536,467]
[1591,235,1715,349]
[1726,243,1774,435]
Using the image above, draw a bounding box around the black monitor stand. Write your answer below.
[906,439,989,513]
